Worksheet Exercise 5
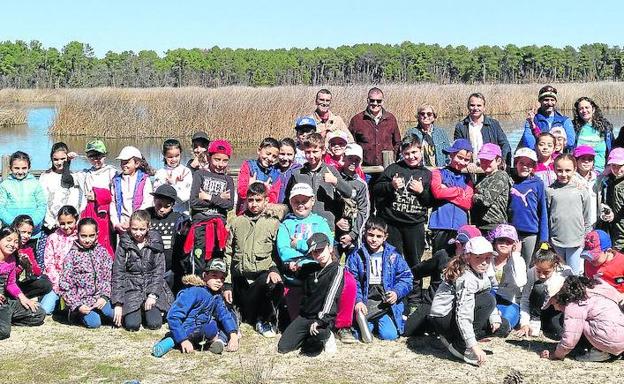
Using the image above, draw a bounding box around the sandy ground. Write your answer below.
[1,316,622,384]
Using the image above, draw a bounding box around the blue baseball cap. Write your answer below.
[443,139,473,154]
[581,230,612,262]
[295,116,317,130]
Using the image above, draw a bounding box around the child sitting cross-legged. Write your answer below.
[152,258,239,357]
[346,217,413,341]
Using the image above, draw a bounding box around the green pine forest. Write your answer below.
[0,40,622,88]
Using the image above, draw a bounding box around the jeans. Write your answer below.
[123,307,163,331]
[79,300,114,329]
[553,245,584,275]
[368,313,399,340]
[40,291,59,315]
[495,294,520,328]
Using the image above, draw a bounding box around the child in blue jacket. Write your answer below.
[152,258,239,357]
[346,217,413,340]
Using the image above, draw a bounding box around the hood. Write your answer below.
[119,230,164,252]
[181,274,206,287]
[262,203,288,221]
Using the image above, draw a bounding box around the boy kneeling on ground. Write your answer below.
[152,259,239,357]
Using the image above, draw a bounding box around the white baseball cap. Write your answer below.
[464,236,494,255]
[344,143,363,160]
[514,147,537,163]
[116,146,143,161]
[289,183,314,199]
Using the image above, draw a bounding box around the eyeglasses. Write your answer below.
[368,98,383,104]
[418,112,434,117]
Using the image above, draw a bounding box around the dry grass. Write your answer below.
[1,82,623,142]
[1,317,621,384]
[0,108,27,126]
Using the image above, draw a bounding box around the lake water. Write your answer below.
[1,106,624,171]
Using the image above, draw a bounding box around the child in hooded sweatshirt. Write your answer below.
[152,258,239,357]
[111,210,173,331]
[573,145,601,227]
[581,230,624,294]
[69,139,117,256]
[515,247,573,340]
[59,218,113,328]
[471,143,512,234]
[602,148,624,250]
[110,146,154,235]
[547,154,592,275]
[42,205,79,315]
[429,236,510,366]
[153,139,193,215]
[541,276,624,362]
[509,148,549,267]
[429,139,474,255]
[0,151,46,232]
[0,226,45,340]
[347,217,413,341]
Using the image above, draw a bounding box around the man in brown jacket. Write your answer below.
[348,87,401,167]
[313,88,354,143]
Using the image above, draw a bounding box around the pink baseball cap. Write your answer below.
[448,225,482,245]
[573,145,596,158]
[477,143,502,161]
[607,148,624,166]
[489,224,518,242]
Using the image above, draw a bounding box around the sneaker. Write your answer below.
[336,328,357,344]
[448,344,479,366]
[208,339,225,354]
[324,332,337,355]
[255,321,277,338]
[152,337,175,358]
[575,348,614,362]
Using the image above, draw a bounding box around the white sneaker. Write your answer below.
[255,321,277,338]
[575,348,613,362]
[324,331,337,355]
[448,344,479,366]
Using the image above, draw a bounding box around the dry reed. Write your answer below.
[0,108,27,126]
[4,82,624,142]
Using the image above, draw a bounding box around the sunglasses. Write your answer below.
[368,98,383,104]
[418,112,434,117]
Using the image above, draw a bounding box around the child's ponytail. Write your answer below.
[532,245,563,269]
[443,254,467,283]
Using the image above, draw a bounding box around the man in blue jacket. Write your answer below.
[517,85,575,152]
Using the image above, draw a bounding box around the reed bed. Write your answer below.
[5,82,624,142]
[0,108,27,126]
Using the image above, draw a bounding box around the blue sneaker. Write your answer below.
[255,321,276,338]
[152,337,175,358]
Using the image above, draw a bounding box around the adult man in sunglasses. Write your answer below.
[312,89,354,143]
[348,87,401,169]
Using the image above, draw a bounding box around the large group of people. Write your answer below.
[1,85,624,367]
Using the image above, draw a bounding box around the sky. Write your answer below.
[2,0,623,57]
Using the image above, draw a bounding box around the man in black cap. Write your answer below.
[147,184,189,292]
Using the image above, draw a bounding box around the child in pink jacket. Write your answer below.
[541,276,624,362]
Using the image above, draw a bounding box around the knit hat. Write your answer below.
[208,140,233,157]
[538,85,558,101]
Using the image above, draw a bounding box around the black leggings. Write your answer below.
[387,222,426,306]
[123,307,163,331]
[277,316,331,355]
[18,276,52,299]
[529,281,564,340]
[232,271,284,324]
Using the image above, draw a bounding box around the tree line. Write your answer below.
[0,40,622,88]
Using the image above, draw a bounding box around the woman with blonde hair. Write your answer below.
[403,104,450,167]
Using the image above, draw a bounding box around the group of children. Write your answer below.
[0,112,623,367]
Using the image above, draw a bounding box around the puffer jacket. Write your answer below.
[58,242,112,311]
[557,281,624,356]
[167,274,238,344]
[346,242,413,334]
[0,173,46,230]
[111,231,173,314]
[224,205,286,285]
[44,228,78,293]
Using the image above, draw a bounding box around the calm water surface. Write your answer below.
[1,106,623,171]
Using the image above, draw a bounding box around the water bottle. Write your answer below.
[356,310,373,343]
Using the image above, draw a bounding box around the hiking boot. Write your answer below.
[324,332,337,355]
[575,348,614,362]
[208,339,225,354]
[255,321,277,338]
[447,344,480,366]
[152,337,175,358]
[336,328,357,344]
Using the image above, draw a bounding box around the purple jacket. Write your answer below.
[557,281,624,356]
[58,242,112,311]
